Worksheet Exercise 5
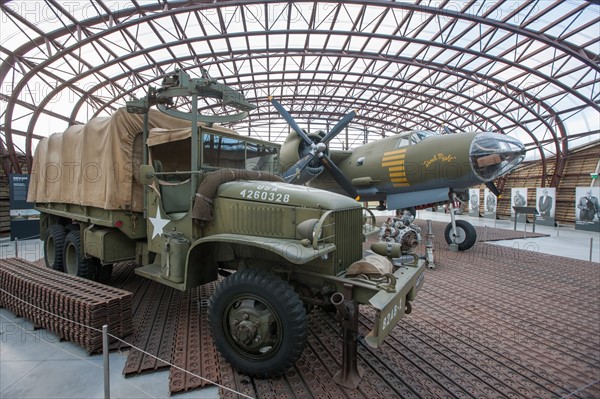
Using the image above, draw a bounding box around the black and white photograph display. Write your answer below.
[511,187,528,222]
[536,187,556,226]
[484,188,497,220]
[575,187,600,232]
[469,189,480,217]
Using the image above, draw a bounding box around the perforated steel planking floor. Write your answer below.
[1,219,598,398]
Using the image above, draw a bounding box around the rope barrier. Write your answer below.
[0,313,158,399]
[559,379,600,399]
[0,287,255,399]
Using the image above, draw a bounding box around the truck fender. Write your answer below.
[189,233,336,267]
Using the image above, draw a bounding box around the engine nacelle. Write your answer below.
[279,131,328,184]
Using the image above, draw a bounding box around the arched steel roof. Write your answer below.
[1,0,599,187]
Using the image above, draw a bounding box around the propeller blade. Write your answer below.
[320,110,357,144]
[282,153,315,183]
[485,181,501,197]
[269,97,313,146]
[319,154,360,201]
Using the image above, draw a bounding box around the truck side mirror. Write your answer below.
[139,165,155,185]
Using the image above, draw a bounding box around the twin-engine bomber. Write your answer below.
[28,70,425,387]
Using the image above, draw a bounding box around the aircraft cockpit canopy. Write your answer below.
[410,131,439,144]
[394,130,440,148]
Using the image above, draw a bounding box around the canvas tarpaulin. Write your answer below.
[28,108,192,212]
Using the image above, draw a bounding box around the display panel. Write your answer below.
[575,187,600,232]
[484,188,497,220]
[468,189,480,217]
[511,187,528,222]
[536,187,556,227]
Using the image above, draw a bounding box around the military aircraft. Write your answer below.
[270,98,526,250]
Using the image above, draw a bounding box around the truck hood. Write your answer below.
[217,181,361,210]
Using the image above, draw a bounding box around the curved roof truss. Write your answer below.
[1,0,598,187]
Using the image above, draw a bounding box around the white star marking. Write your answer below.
[149,207,170,239]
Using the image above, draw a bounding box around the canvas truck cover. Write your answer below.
[28,108,193,212]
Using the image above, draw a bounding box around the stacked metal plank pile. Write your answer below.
[0,257,132,352]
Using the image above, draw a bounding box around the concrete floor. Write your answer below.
[0,308,218,399]
[0,212,598,398]
[413,209,600,263]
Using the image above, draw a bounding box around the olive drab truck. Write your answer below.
[28,70,426,387]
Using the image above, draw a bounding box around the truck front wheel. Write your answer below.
[208,269,308,377]
[63,231,95,279]
[44,225,66,271]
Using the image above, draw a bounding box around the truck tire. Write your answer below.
[444,220,477,251]
[44,225,66,271]
[63,231,95,279]
[208,269,308,377]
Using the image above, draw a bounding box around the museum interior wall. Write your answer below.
[493,142,599,224]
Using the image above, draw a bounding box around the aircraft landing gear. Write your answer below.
[444,193,477,251]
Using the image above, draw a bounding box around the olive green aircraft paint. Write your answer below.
[279,130,524,210]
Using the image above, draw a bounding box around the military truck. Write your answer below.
[28,70,425,385]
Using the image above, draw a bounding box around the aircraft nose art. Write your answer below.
[469,132,526,182]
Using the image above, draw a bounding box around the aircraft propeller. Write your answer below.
[269,97,360,200]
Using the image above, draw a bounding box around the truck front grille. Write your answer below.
[330,208,363,275]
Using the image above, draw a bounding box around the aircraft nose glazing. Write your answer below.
[469,132,526,182]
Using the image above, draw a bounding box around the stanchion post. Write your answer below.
[103,324,110,399]
[15,238,19,258]
[590,238,593,262]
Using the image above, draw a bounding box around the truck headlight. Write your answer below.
[296,219,321,242]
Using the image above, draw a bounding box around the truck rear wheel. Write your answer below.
[208,269,308,377]
[44,225,66,271]
[63,231,95,279]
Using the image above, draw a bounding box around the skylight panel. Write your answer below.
[396,42,423,58]
[308,33,327,49]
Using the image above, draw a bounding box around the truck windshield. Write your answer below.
[202,133,279,173]
[246,142,279,173]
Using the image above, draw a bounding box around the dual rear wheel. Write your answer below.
[43,224,111,282]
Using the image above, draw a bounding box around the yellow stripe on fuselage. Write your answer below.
[388,166,405,172]
[382,160,405,167]
[383,149,410,185]
[383,149,406,156]
[382,154,406,162]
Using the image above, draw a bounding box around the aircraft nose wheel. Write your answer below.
[444,219,477,251]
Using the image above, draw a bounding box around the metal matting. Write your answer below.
[2,221,597,397]
[0,258,132,352]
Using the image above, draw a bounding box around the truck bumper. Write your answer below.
[364,259,426,348]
